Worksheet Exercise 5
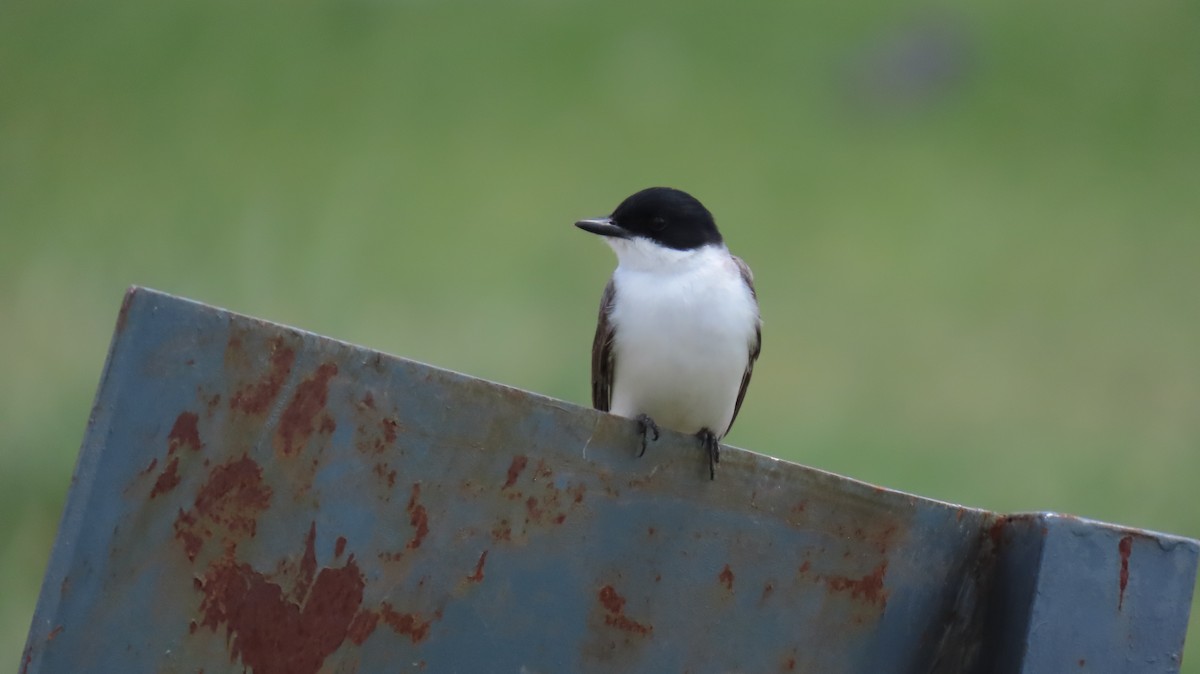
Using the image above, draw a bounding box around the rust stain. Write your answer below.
[373,462,397,488]
[598,585,624,613]
[1118,535,1133,610]
[492,520,512,542]
[47,625,63,641]
[230,338,296,415]
[381,418,399,443]
[597,585,652,636]
[168,412,203,453]
[173,455,273,561]
[523,473,579,526]
[150,457,181,498]
[799,560,811,575]
[192,456,272,536]
[871,524,898,555]
[293,522,319,602]
[354,393,401,454]
[116,288,136,334]
[825,561,889,609]
[140,457,159,475]
[335,537,347,558]
[987,517,1007,549]
[525,496,543,522]
[503,455,528,489]
[176,522,204,562]
[761,582,774,603]
[380,603,440,644]
[275,363,338,457]
[407,483,429,549]
[467,550,489,583]
[783,655,796,670]
[719,564,735,591]
[196,548,365,674]
[786,500,809,527]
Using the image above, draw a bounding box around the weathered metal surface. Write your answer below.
[21,287,1199,673]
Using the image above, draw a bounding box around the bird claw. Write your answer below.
[635,414,659,457]
[698,429,719,480]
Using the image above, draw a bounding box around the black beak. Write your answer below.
[574,217,631,239]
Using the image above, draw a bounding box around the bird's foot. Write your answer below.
[635,414,659,457]
[697,429,720,480]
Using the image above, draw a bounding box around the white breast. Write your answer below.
[605,241,759,437]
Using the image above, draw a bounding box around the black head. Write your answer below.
[575,187,723,251]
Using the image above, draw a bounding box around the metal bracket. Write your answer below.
[21,287,1198,673]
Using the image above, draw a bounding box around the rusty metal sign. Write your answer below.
[21,287,1199,673]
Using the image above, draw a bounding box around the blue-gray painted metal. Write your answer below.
[21,287,1198,673]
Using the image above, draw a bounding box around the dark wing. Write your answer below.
[590,279,617,411]
[725,255,761,435]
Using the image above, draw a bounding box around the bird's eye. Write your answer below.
[651,217,668,231]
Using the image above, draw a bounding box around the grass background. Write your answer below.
[2,0,1198,667]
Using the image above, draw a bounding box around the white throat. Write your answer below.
[605,237,727,274]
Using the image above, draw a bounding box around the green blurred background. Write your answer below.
[3,0,1198,667]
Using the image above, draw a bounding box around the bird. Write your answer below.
[575,187,761,479]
